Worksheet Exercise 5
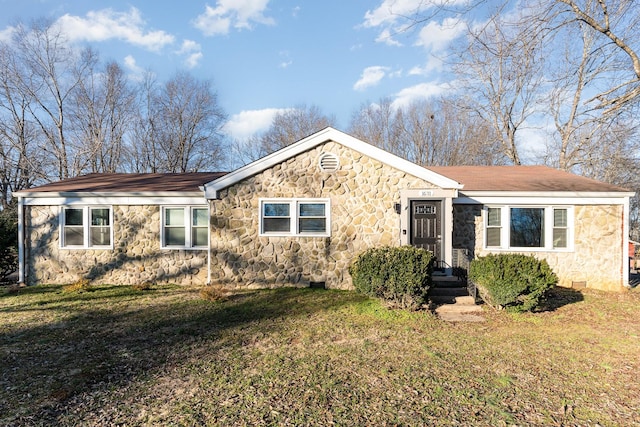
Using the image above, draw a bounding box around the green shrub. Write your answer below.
[349,246,434,310]
[469,254,557,312]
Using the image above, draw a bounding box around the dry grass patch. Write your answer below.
[0,284,639,426]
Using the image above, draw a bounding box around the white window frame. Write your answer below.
[161,206,209,250]
[60,206,113,249]
[484,205,573,251]
[259,198,331,237]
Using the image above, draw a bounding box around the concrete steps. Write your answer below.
[430,277,484,322]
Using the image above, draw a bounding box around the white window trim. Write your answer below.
[484,205,574,252]
[259,198,331,237]
[161,206,209,250]
[60,206,114,250]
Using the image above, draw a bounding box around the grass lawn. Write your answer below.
[1,283,639,426]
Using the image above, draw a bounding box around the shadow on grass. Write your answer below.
[0,285,367,425]
[536,287,585,312]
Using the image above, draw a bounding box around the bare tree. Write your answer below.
[70,58,136,173]
[227,134,267,169]
[11,19,94,179]
[349,98,403,154]
[258,104,336,155]
[127,72,161,173]
[0,43,43,207]
[552,0,640,115]
[349,97,507,166]
[128,71,227,173]
[454,9,546,165]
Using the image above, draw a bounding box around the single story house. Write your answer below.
[15,127,634,291]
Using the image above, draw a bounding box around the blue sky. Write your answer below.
[0,0,475,141]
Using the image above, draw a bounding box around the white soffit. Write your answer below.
[204,127,463,199]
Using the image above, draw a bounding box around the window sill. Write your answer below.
[161,246,208,250]
[484,247,574,253]
[259,233,331,238]
[60,246,113,250]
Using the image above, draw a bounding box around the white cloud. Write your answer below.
[362,0,424,28]
[391,81,451,109]
[193,0,275,36]
[375,28,402,47]
[278,50,292,69]
[0,26,14,42]
[408,56,445,76]
[353,66,390,91]
[363,0,468,48]
[177,39,203,69]
[123,55,146,81]
[415,17,466,52]
[56,8,174,51]
[224,108,291,140]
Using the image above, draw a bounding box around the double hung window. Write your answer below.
[61,206,112,248]
[485,206,571,250]
[260,199,330,236]
[162,206,208,249]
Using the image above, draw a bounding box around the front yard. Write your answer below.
[1,283,639,426]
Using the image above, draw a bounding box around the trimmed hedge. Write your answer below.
[349,246,434,310]
[469,253,557,312]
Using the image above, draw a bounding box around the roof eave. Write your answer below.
[14,191,205,198]
[460,190,635,198]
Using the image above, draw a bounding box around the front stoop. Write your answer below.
[430,277,485,322]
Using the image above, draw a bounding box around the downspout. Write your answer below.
[200,185,212,286]
[17,196,24,284]
[623,195,631,288]
[207,200,212,286]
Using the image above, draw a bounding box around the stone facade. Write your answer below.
[452,204,625,291]
[22,139,628,292]
[25,205,208,286]
[209,141,434,290]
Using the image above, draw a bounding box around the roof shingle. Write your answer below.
[426,165,630,193]
[17,166,630,195]
[20,172,227,193]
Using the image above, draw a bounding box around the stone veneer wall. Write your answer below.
[210,141,435,290]
[452,204,625,291]
[25,205,208,286]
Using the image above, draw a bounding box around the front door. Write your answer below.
[410,200,442,261]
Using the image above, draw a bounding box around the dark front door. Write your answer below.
[410,200,442,260]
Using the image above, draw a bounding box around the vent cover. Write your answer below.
[318,152,339,172]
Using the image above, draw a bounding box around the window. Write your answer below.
[262,203,291,233]
[61,206,112,248]
[510,207,544,248]
[553,208,568,249]
[260,199,330,236]
[162,206,208,249]
[486,207,502,247]
[485,206,572,251]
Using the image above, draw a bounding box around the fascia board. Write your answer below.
[19,192,206,206]
[455,191,634,205]
[204,127,463,199]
